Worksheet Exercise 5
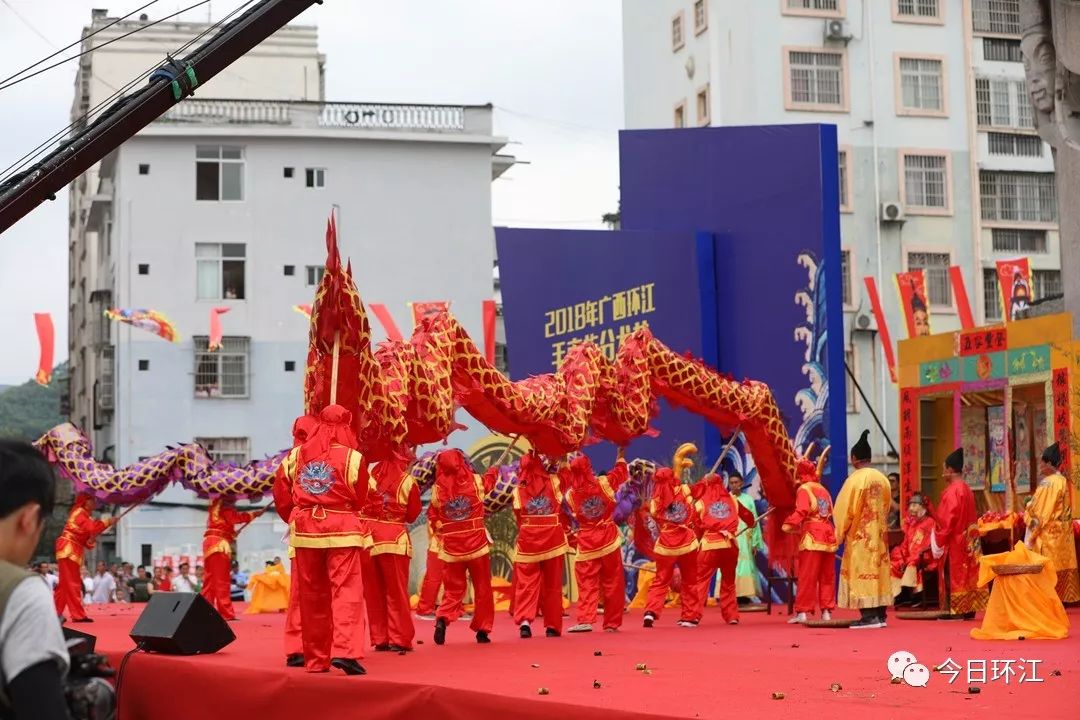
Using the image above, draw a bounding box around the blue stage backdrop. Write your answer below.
[496,124,846,493]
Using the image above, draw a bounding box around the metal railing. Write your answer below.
[156,99,471,133]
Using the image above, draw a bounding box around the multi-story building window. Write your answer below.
[306,265,326,287]
[982,38,1022,62]
[305,168,325,188]
[696,85,710,126]
[972,0,1021,35]
[693,0,707,34]
[785,49,847,111]
[840,249,852,305]
[845,348,857,412]
[990,228,1048,254]
[979,171,1057,223]
[902,152,950,212]
[195,145,244,201]
[983,268,1002,321]
[975,78,1033,129]
[987,132,1043,158]
[1033,269,1062,299]
[674,101,686,128]
[897,56,945,115]
[785,0,842,16]
[671,11,684,52]
[838,149,851,211]
[193,336,250,398]
[196,243,246,299]
[906,251,952,307]
[495,342,509,374]
[896,0,941,21]
[194,437,251,465]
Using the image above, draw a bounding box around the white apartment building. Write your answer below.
[68,11,512,565]
[622,0,1061,466]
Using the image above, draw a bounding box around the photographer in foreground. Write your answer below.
[0,440,70,720]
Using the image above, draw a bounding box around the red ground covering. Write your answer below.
[84,603,1079,719]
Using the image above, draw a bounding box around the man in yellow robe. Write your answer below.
[834,430,893,628]
[245,560,291,614]
[1024,443,1079,604]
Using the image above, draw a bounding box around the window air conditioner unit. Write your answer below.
[880,201,906,223]
[854,312,877,333]
[824,19,851,43]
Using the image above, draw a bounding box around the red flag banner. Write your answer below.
[948,266,975,330]
[482,299,497,364]
[995,257,1033,322]
[863,277,897,383]
[894,269,931,338]
[33,313,54,385]
[208,307,230,352]
[409,301,450,328]
[368,303,404,342]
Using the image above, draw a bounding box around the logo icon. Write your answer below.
[298,461,335,496]
[580,496,605,520]
[707,501,731,520]
[664,501,688,523]
[888,650,929,687]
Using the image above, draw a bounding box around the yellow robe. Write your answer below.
[970,542,1069,641]
[1024,473,1079,603]
[834,466,892,609]
[244,563,290,614]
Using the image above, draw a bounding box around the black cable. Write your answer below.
[0,0,54,47]
[0,0,212,93]
[113,642,145,720]
[0,0,257,185]
[0,0,163,87]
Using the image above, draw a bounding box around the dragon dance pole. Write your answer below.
[491,434,521,468]
[329,331,341,405]
[733,506,775,538]
[236,503,275,535]
[708,425,744,476]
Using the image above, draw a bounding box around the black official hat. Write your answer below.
[945,447,964,473]
[850,430,871,462]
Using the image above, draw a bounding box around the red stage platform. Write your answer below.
[88,603,1079,719]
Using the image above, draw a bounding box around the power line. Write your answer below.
[0,0,54,48]
[0,0,210,93]
[0,1,163,87]
[0,0,257,185]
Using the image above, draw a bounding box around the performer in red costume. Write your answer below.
[361,457,422,651]
[563,451,628,633]
[273,404,370,675]
[931,448,987,618]
[687,471,756,626]
[414,519,445,620]
[643,467,701,628]
[889,494,937,607]
[201,497,257,621]
[430,449,496,645]
[781,454,838,624]
[54,495,113,622]
[509,451,570,638]
[282,414,317,667]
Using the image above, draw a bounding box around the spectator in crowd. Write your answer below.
[153,566,173,592]
[127,566,154,603]
[195,564,205,593]
[0,440,71,720]
[34,561,58,592]
[173,562,198,593]
[230,560,248,602]
[117,562,134,602]
[91,561,116,604]
[887,472,901,530]
[80,565,94,604]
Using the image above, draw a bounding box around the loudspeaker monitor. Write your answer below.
[129,592,235,655]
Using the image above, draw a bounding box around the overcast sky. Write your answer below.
[0,0,623,385]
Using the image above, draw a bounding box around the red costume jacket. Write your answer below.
[512,454,570,564]
[203,499,256,557]
[692,475,756,551]
[781,481,838,553]
[362,461,422,557]
[891,514,937,576]
[934,480,981,592]
[55,503,110,563]
[273,443,369,549]
[649,469,698,557]
[563,458,629,561]
[430,451,496,563]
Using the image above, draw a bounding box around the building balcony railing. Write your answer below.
[156,99,492,135]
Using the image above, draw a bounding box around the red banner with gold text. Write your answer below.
[895,269,931,338]
[996,257,1033,322]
